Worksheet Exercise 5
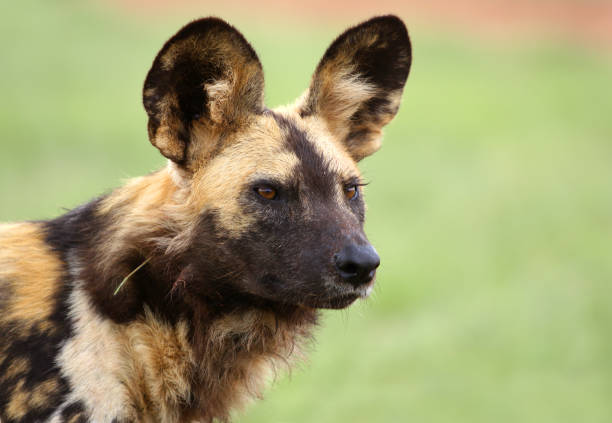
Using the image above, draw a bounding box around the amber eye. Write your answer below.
[255,186,277,200]
[344,185,358,200]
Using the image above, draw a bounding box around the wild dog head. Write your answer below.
[143,16,411,309]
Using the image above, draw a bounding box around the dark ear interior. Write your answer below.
[300,15,412,161]
[143,17,264,165]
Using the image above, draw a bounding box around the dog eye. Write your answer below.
[344,185,358,200]
[255,186,277,200]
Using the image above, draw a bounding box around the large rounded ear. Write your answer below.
[299,15,411,161]
[143,17,264,167]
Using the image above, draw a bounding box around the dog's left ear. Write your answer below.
[299,15,411,161]
[143,17,264,168]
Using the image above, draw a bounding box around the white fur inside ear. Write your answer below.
[317,70,378,141]
[323,71,377,123]
[206,79,233,124]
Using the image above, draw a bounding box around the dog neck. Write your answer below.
[46,168,319,422]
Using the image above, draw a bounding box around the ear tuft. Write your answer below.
[300,15,412,161]
[143,17,264,165]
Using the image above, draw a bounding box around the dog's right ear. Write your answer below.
[143,18,264,168]
[299,16,411,162]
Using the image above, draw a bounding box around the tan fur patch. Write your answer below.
[1,357,30,382]
[123,309,195,422]
[150,89,186,162]
[5,378,60,419]
[30,378,59,409]
[184,113,299,237]
[6,379,28,420]
[98,169,179,217]
[97,170,183,275]
[66,414,85,423]
[0,223,63,330]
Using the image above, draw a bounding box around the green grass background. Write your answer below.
[1,1,611,422]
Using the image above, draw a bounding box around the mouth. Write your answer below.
[312,279,376,309]
[254,272,377,310]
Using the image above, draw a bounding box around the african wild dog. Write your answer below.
[0,15,411,422]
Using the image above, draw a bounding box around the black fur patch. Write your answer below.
[61,401,88,422]
[343,16,412,92]
[302,15,411,119]
[43,198,105,261]
[43,197,183,324]
[269,111,337,199]
[0,332,71,422]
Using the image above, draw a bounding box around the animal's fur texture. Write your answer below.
[0,15,411,422]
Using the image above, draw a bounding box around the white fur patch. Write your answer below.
[56,286,130,422]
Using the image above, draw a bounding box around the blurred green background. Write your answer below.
[1,1,611,422]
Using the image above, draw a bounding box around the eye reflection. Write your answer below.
[255,186,277,200]
[344,185,358,200]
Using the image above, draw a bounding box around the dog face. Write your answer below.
[143,17,411,309]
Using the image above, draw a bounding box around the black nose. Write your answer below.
[334,244,380,286]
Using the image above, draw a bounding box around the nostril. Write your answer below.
[334,244,380,285]
[337,260,359,277]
